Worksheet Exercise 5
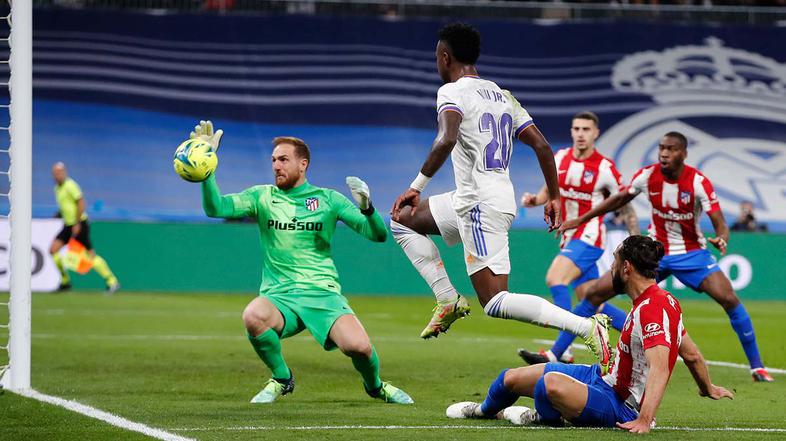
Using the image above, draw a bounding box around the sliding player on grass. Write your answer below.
[390,23,612,371]
[189,121,413,404]
[540,131,773,382]
[447,236,733,432]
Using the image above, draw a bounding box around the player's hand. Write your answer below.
[71,223,81,236]
[616,417,653,434]
[391,188,421,222]
[346,176,371,210]
[700,384,734,400]
[520,192,538,208]
[545,198,561,232]
[558,217,580,234]
[707,237,727,255]
[190,120,224,151]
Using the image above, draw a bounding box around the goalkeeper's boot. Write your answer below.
[367,381,414,404]
[752,368,774,382]
[503,406,541,426]
[250,371,295,404]
[583,314,613,374]
[445,402,488,419]
[56,282,72,292]
[420,295,471,339]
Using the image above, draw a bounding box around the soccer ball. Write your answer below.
[173,138,218,182]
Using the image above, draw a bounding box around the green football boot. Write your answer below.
[420,295,471,339]
[583,314,613,374]
[367,381,414,404]
[250,372,295,404]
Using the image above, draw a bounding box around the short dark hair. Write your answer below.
[438,22,481,65]
[664,131,688,149]
[616,236,665,279]
[272,136,311,168]
[573,111,599,128]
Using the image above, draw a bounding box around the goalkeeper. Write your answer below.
[190,121,413,405]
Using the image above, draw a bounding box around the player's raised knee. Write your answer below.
[242,302,275,331]
[543,372,569,400]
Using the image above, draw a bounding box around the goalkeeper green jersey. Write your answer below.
[201,176,387,295]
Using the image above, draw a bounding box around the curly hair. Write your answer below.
[438,22,481,65]
[617,236,665,279]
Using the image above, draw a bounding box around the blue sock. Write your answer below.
[533,376,562,424]
[726,303,763,369]
[550,285,571,311]
[600,303,628,332]
[552,299,597,359]
[480,369,519,416]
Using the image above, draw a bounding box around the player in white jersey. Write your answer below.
[390,23,612,371]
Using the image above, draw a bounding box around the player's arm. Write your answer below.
[391,110,461,220]
[619,202,640,236]
[518,126,561,230]
[616,345,670,433]
[679,332,734,400]
[707,210,730,256]
[70,183,85,235]
[559,189,637,233]
[201,176,258,219]
[336,178,387,242]
[521,184,549,208]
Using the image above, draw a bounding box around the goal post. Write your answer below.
[1,0,32,392]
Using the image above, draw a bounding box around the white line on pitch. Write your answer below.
[12,389,195,441]
[531,339,785,374]
[169,424,786,432]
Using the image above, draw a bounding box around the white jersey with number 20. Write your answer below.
[436,76,533,216]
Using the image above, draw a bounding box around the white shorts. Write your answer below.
[429,191,514,276]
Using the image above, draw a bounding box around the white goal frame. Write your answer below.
[1,0,32,392]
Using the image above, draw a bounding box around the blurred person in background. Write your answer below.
[50,162,120,293]
[731,200,767,232]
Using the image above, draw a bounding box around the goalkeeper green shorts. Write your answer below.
[263,290,355,351]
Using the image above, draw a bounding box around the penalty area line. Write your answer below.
[169,425,786,432]
[11,388,196,441]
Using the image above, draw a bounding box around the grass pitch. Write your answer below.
[1,292,785,440]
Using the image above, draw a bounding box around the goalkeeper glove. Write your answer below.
[190,120,224,151]
[346,176,371,211]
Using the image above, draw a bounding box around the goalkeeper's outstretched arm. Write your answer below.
[336,177,388,242]
[201,175,258,219]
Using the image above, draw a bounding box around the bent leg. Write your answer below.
[392,197,460,304]
[701,271,764,369]
[50,239,70,285]
[328,314,381,391]
[243,297,290,380]
[545,255,582,311]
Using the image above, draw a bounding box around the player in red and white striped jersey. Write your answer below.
[446,236,733,432]
[558,131,773,382]
[520,112,638,363]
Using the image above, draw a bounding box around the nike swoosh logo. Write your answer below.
[649,192,660,196]
[558,171,567,175]
[272,200,284,204]
[707,264,716,269]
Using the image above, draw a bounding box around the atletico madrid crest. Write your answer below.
[680,191,691,205]
[583,170,595,184]
[305,197,319,211]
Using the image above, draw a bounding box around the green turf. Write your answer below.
[1,292,785,440]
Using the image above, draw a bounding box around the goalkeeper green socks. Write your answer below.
[352,346,382,391]
[91,254,118,286]
[51,252,70,284]
[248,329,291,380]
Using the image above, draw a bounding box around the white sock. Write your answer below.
[483,291,591,337]
[391,221,458,304]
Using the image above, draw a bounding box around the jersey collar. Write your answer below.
[633,283,661,307]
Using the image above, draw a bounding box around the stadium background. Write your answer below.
[1,3,786,440]
[11,6,785,298]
